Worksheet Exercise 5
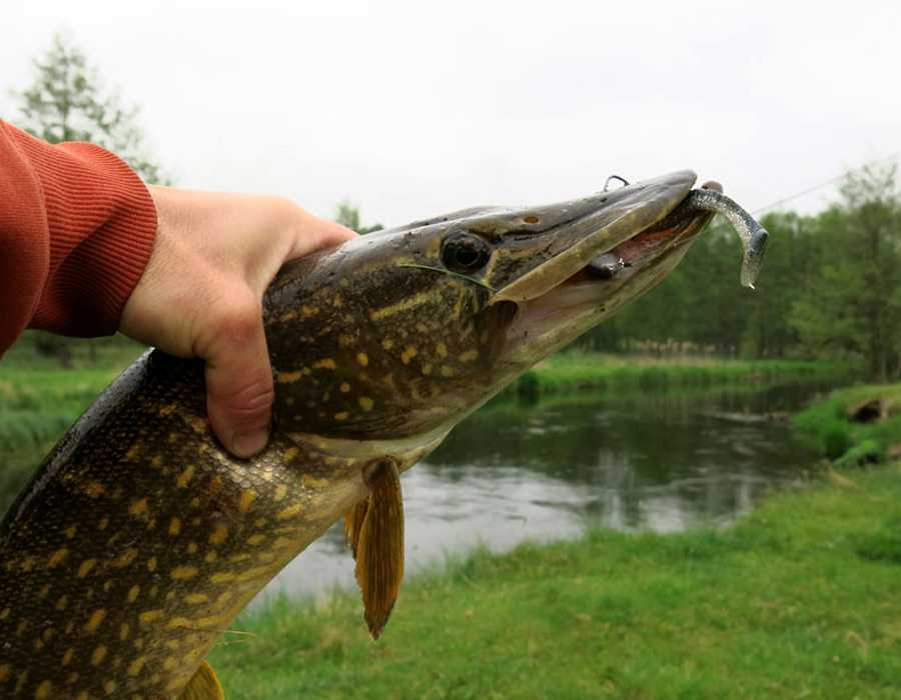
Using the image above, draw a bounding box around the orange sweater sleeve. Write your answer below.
[0,121,158,355]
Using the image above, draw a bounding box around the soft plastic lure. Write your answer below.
[686,189,769,289]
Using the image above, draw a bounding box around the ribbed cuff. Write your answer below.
[16,136,158,337]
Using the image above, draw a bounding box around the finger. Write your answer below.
[203,305,274,459]
[289,217,358,260]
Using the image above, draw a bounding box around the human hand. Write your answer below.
[120,186,357,458]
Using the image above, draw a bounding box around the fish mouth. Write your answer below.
[496,175,720,362]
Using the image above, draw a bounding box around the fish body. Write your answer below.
[0,171,725,698]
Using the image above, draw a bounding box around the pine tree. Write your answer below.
[14,33,169,184]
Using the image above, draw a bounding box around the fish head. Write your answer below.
[264,170,715,446]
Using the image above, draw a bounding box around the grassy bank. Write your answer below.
[793,382,901,463]
[502,354,854,402]
[211,462,901,699]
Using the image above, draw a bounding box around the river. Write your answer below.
[259,380,827,602]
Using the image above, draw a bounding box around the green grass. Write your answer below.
[210,462,901,699]
[500,353,854,401]
[793,382,901,461]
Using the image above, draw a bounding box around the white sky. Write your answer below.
[3,0,900,227]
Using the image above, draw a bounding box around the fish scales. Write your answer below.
[0,353,367,698]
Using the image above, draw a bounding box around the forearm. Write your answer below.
[0,121,157,355]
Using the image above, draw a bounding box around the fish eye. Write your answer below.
[441,233,491,272]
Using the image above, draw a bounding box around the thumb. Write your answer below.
[203,308,274,458]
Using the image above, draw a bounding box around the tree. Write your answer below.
[335,200,383,234]
[789,165,901,380]
[13,33,169,184]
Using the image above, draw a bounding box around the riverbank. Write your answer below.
[207,384,901,699]
[499,354,853,402]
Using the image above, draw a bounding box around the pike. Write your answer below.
[0,171,766,699]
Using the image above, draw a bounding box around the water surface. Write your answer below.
[262,381,824,601]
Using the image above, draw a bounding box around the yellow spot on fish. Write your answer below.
[284,447,299,461]
[125,442,144,461]
[357,352,369,366]
[274,484,288,501]
[138,609,164,625]
[112,548,138,568]
[35,679,53,699]
[98,516,109,531]
[163,657,179,671]
[167,617,192,629]
[313,358,337,370]
[119,623,130,641]
[64,524,77,539]
[0,608,8,620]
[37,584,50,599]
[358,396,374,411]
[210,572,236,584]
[48,547,70,568]
[127,585,140,603]
[369,292,433,321]
[204,551,218,563]
[170,566,199,580]
[55,595,68,611]
[338,334,355,347]
[82,482,105,498]
[216,591,234,606]
[84,609,107,633]
[334,411,349,421]
[459,349,479,363]
[422,363,433,375]
[301,305,319,317]
[277,369,303,383]
[147,557,157,572]
[128,499,150,518]
[440,366,457,377]
[62,648,75,665]
[239,490,257,513]
[197,614,228,628]
[209,523,229,545]
[176,465,195,488]
[168,517,181,536]
[158,403,177,417]
[302,474,329,489]
[277,504,302,520]
[382,338,394,350]
[247,533,266,546]
[436,341,448,357]
[401,345,418,364]
[340,382,351,393]
[184,593,209,605]
[91,645,107,666]
[104,679,117,695]
[77,559,97,578]
[127,656,147,676]
[186,542,198,554]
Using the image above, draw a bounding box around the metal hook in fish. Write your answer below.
[603,175,630,192]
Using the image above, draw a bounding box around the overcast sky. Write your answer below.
[3,1,900,227]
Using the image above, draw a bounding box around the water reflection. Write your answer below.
[262,382,823,601]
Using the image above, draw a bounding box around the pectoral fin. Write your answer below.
[354,457,404,640]
[343,497,370,559]
[178,660,224,700]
